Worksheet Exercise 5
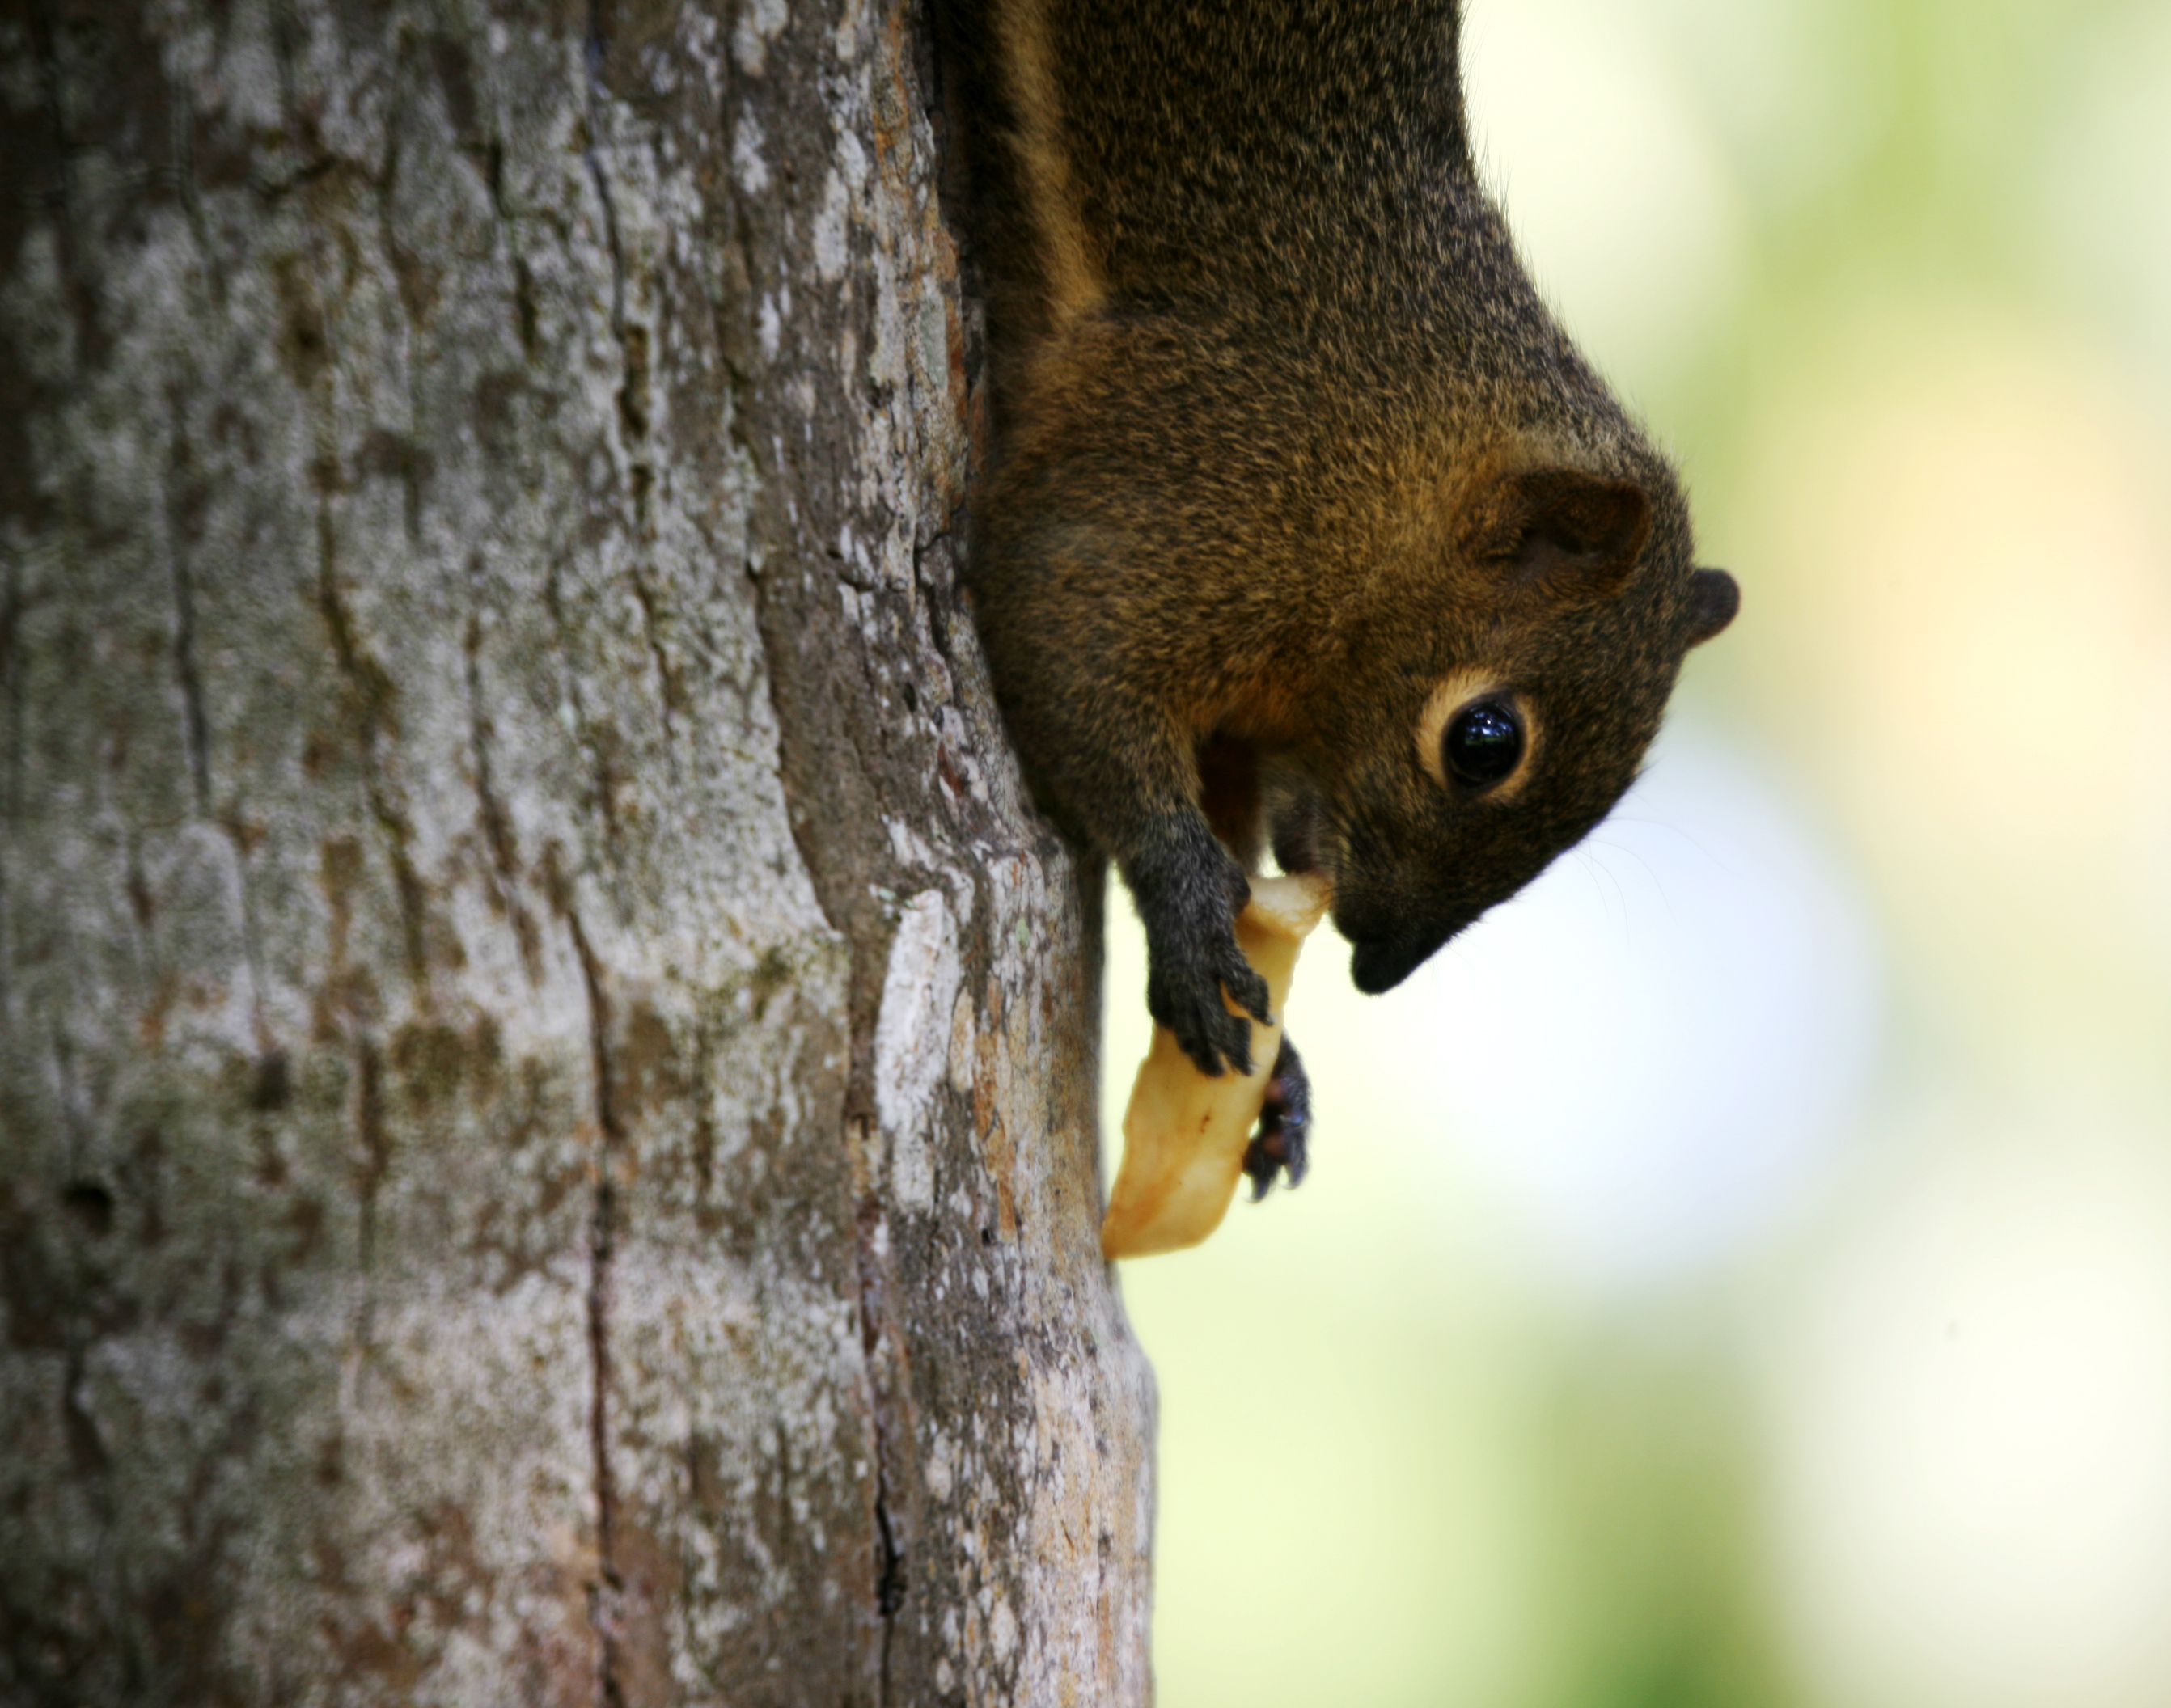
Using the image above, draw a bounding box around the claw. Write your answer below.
[1133,825,1274,1077]
[1220,946,1272,1026]
[1149,949,1263,1077]
[1179,1016,1252,1080]
[1242,1034,1311,1199]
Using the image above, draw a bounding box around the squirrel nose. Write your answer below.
[1350,926,1452,994]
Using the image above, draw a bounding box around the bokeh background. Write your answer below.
[1101,0,2171,1702]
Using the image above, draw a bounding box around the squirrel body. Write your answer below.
[941,0,1738,1106]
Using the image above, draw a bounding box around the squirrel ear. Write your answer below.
[1471,468,1652,598]
[1686,567,1740,646]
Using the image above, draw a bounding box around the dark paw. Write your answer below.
[1243,1035,1310,1200]
[1131,818,1271,1076]
[1146,928,1271,1077]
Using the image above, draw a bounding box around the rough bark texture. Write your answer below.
[0,0,1154,1702]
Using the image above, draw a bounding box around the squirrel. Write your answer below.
[935,0,1739,1197]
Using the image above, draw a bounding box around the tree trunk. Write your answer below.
[0,0,1154,1701]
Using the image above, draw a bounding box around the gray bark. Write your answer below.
[0,0,1154,1702]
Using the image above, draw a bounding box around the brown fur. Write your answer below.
[939,0,1738,1076]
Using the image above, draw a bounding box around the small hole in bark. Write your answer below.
[980,1226,993,1245]
[62,1182,114,1237]
[903,682,919,712]
[251,1050,292,1111]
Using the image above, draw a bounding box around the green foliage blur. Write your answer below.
[1105,2,2171,1703]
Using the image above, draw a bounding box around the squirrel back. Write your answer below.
[939,0,1738,1074]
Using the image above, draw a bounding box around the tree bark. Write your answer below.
[0,0,1154,1702]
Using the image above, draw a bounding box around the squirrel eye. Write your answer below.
[1443,700,1524,788]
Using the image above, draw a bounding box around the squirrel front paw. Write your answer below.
[1132,823,1272,1076]
[1243,1034,1310,1199]
[1146,927,1272,1077]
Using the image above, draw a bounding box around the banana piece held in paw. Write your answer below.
[1100,872,1333,1260]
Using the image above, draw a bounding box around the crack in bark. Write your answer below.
[166,528,211,815]
[565,903,626,1708]
[910,526,972,704]
[354,1035,387,1275]
[748,560,912,1703]
[730,163,920,1682]
[316,562,430,990]
[49,1010,88,1161]
[463,599,542,983]
[626,570,679,765]
[856,1181,907,1705]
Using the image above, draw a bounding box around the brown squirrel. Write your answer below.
[937,0,1739,1196]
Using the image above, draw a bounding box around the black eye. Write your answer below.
[1443,700,1523,788]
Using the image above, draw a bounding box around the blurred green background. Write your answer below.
[1101,1,2171,1703]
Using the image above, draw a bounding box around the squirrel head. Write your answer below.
[1271,459,1739,993]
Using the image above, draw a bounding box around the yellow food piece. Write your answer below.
[1100,873,1332,1260]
